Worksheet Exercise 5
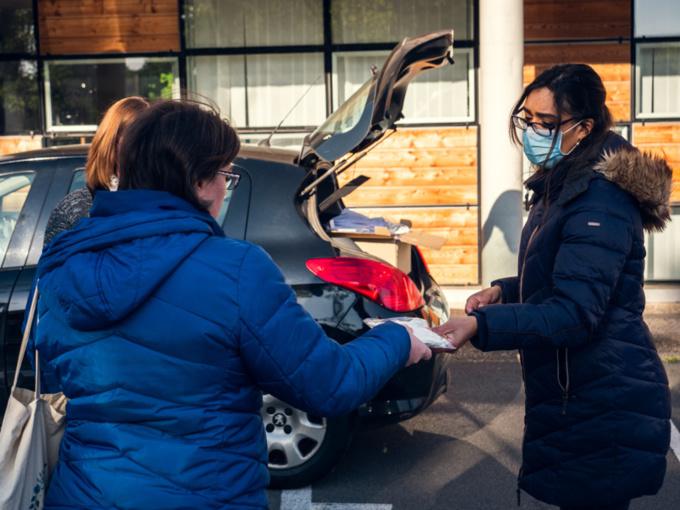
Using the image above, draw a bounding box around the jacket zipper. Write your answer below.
[519,226,539,304]
[518,226,539,385]
[516,226,539,507]
[556,347,571,415]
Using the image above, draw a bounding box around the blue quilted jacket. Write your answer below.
[472,133,672,507]
[34,190,410,509]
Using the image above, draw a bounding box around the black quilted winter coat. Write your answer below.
[472,133,672,507]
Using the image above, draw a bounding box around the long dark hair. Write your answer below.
[510,64,614,202]
[118,99,240,211]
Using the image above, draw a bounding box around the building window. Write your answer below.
[636,43,680,119]
[0,60,40,135]
[646,207,680,281]
[187,53,326,129]
[0,0,35,54]
[333,48,475,123]
[184,0,323,48]
[44,58,179,132]
[330,0,472,43]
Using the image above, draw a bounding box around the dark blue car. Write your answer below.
[0,31,455,488]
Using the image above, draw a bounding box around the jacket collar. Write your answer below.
[546,132,672,232]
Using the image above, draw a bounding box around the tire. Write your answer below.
[262,395,355,489]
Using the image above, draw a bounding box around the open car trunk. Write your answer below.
[297,30,455,278]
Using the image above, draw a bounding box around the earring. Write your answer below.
[109,175,119,191]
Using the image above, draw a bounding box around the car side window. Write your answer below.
[68,167,250,238]
[221,164,251,240]
[69,168,86,192]
[0,172,35,263]
[216,188,234,225]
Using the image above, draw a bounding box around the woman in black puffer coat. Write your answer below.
[435,64,672,510]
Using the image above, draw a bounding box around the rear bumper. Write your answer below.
[358,351,452,424]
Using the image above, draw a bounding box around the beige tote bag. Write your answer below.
[0,287,67,510]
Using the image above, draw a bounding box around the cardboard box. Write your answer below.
[330,225,446,273]
[355,238,412,273]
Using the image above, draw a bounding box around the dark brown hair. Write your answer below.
[117,99,240,211]
[86,96,149,190]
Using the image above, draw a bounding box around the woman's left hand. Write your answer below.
[432,315,479,349]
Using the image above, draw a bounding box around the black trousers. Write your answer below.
[560,501,630,510]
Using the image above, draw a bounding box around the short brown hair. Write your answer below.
[118,99,240,212]
[86,96,149,190]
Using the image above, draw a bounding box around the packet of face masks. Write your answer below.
[363,317,456,353]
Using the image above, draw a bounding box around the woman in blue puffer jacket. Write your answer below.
[435,64,672,509]
[34,99,431,509]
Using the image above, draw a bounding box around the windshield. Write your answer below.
[313,79,374,137]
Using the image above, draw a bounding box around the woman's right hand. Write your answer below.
[465,285,502,314]
[404,326,432,367]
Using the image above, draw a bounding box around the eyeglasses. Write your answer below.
[216,169,241,191]
[512,115,578,138]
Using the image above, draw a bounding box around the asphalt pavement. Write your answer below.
[267,310,680,510]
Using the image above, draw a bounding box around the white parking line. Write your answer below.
[671,419,680,463]
[280,487,392,510]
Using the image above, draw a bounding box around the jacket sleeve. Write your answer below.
[236,245,411,417]
[471,206,633,351]
[490,276,520,304]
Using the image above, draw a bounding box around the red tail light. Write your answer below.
[306,257,425,312]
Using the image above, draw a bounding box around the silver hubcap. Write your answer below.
[261,395,327,470]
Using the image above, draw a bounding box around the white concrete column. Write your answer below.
[479,0,525,285]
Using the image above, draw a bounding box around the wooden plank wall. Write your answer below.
[632,123,680,204]
[524,0,631,41]
[0,136,43,157]
[523,0,632,123]
[524,44,631,122]
[340,127,479,285]
[38,0,180,54]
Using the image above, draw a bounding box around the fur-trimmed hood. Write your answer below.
[595,148,673,232]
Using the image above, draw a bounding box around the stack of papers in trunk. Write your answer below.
[328,209,409,235]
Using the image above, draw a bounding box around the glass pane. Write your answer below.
[188,53,325,128]
[635,0,680,37]
[637,44,680,118]
[184,0,323,48]
[69,168,87,193]
[0,60,40,135]
[333,49,474,122]
[240,133,306,149]
[0,172,34,263]
[45,58,179,131]
[645,208,680,280]
[331,0,472,44]
[216,189,234,225]
[0,0,35,54]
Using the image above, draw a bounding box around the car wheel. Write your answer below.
[262,394,355,489]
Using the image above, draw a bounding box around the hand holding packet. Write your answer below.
[363,317,456,353]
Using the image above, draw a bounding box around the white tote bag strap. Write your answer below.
[11,285,40,393]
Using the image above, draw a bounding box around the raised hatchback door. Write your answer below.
[299,30,454,166]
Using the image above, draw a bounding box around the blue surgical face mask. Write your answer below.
[522,120,582,169]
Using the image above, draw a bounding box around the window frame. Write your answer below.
[644,205,680,282]
[0,0,42,136]
[331,46,476,124]
[180,0,478,133]
[43,57,181,133]
[0,163,47,270]
[634,40,680,120]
